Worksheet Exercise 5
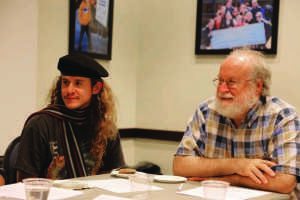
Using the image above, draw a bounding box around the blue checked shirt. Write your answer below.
[176,96,300,178]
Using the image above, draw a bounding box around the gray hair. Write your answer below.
[229,48,271,96]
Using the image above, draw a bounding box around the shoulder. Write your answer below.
[265,96,297,114]
[197,97,216,113]
[25,113,58,128]
[105,131,122,152]
[188,97,216,122]
[22,112,60,139]
[107,131,121,143]
[264,96,299,125]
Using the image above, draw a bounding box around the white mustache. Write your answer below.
[218,93,234,98]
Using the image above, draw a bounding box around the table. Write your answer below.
[60,174,290,200]
[0,174,290,200]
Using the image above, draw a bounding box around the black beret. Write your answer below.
[57,54,108,79]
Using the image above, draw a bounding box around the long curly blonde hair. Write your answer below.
[49,76,118,174]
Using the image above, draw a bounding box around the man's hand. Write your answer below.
[46,154,65,179]
[0,175,5,185]
[235,158,276,184]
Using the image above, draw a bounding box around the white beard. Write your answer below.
[215,85,259,119]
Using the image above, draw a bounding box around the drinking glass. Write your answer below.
[129,173,152,200]
[23,178,53,200]
[202,180,229,200]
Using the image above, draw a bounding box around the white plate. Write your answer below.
[110,169,130,179]
[153,175,187,183]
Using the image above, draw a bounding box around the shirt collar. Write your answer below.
[244,98,264,127]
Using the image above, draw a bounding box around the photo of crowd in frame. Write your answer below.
[68,0,114,60]
[195,0,280,55]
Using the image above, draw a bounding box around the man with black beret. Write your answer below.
[15,53,125,181]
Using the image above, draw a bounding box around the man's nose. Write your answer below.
[217,82,230,93]
[67,84,75,93]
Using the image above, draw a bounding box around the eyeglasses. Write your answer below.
[212,78,253,88]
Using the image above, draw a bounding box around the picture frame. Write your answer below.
[195,0,280,55]
[69,0,114,60]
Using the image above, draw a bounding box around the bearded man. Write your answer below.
[173,49,300,195]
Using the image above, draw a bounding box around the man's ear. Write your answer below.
[92,81,102,94]
[256,79,263,96]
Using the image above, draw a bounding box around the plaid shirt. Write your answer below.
[176,96,300,178]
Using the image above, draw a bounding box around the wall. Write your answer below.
[0,0,37,153]
[137,0,213,131]
[37,0,69,109]
[270,0,300,109]
[1,0,300,175]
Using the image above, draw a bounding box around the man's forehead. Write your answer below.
[61,76,90,81]
[219,56,252,77]
[223,55,251,66]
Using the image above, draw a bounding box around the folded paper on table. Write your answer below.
[177,186,271,200]
[0,182,83,200]
[54,179,89,189]
[84,178,163,193]
[94,194,133,200]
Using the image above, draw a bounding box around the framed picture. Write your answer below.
[195,0,280,55]
[69,0,114,60]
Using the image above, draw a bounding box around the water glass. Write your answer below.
[202,180,229,200]
[23,178,53,200]
[129,173,152,200]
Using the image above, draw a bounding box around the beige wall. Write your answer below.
[1,0,300,174]
[0,0,37,153]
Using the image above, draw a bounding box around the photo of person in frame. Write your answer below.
[199,0,275,51]
[73,0,112,57]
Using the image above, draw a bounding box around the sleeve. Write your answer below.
[270,108,300,179]
[175,105,207,157]
[100,132,126,173]
[15,115,52,177]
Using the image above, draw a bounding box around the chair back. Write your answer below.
[3,136,21,184]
